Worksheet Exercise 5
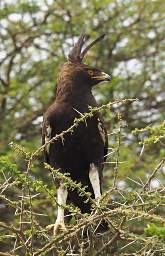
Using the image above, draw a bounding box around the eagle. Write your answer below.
[42,34,111,234]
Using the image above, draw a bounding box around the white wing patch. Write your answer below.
[45,124,52,154]
[97,118,106,144]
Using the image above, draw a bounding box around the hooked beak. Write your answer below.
[92,72,112,81]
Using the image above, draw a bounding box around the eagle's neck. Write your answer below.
[55,80,96,108]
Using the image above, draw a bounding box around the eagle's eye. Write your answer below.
[88,70,94,76]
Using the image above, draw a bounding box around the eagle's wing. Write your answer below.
[89,115,108,202]
[42,119,52,164]
[97,116,108,162]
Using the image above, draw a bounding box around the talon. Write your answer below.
[96,198,101,207]
[46,224,55,231]
[46,223,67,235]
[91,199,101,215]
[53,222,67,235]
[46,222,67,235]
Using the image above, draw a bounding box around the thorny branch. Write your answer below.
[143,158,165,190]
[1,98,165,255]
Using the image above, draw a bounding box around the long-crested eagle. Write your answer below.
[42,34,111,234]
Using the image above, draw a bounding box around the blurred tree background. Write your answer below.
[0,0,165,255]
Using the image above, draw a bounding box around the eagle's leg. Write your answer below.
[89,163,101,203]
[89,164,109,232]
[53,184,68,235]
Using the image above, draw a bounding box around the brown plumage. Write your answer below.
[42,34,111,234]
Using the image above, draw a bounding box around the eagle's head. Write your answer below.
[56,34,111,97]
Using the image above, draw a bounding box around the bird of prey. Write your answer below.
[42,34,111,234]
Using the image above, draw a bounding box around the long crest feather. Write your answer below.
[68,34,105,63]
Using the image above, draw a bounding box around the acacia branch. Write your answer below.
[143,158,165,190]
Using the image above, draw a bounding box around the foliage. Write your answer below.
[0,0,165,255]
[145,223,165,238]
